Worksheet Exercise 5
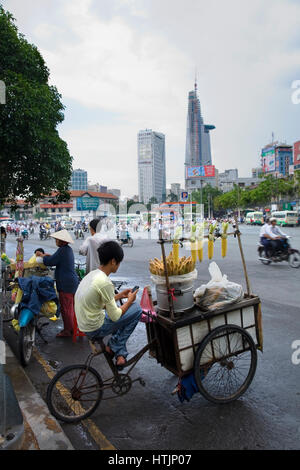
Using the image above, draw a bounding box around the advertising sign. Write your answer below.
[77,197,99,211]
[261,147,275,172]
[186,165,215,178]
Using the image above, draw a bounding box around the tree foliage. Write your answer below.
[214,175,297,211]
[0,5,72,206]
[191,184,222,215]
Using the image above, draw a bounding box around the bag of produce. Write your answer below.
[194,262,244,311]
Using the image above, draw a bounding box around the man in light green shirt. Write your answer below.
[75,241,141,367]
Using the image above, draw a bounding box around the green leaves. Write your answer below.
[0,4,72,206]
[214,175,297,211]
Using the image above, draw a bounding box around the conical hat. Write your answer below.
[50,229,74,244]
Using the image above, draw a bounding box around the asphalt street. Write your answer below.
[3,225,300,450]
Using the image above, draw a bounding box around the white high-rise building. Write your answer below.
[138,129,166,204]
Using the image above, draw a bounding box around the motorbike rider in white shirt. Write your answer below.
[265,217,288,257]
[259,218,272,257]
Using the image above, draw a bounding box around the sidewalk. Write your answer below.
[4,343,74,450]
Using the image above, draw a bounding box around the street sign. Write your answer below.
[181,191,188,201]
[76,197,99,211]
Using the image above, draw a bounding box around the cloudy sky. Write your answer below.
[3,0,300,197]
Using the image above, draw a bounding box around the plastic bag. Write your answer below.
[151,269,198,286]
[40,301,57,318]
[194,262,244,311]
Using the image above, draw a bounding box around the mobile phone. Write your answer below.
[131,286,139,293]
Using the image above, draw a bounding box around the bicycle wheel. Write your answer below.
[128,238,133,247]
[47,365,103,423]
[194,324,257,404]
[1,285,14,322]
[2,300,14,322]
[18,323,36,366]
[289,252,300,268]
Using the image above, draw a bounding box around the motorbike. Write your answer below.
[21,229,29,240]
[45,229,51,239]
[39,229,46,240]
[117,230,133,248]
[10,268,58,366]
[75,228,84,240]
[258,236,300,268]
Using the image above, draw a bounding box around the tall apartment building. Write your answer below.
[71,169,88,191]
[138,129,166,204]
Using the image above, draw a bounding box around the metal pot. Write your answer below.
[155,279,195,314]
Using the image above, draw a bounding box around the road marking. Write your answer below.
[33,348,116,450]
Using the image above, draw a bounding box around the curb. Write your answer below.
[4,343,74,450]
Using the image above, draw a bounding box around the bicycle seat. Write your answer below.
[89,338,105,355]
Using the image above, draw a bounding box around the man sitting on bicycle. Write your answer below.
[74,241,142,367]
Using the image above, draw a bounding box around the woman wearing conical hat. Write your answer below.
[35,229,79,337]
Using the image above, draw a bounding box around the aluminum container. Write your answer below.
[155,279,195,314]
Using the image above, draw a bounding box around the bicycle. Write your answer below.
[1,265,15,322]
[46,334,153,423]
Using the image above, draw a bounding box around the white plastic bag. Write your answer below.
[194,262,244,311]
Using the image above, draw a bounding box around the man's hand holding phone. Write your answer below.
[128,286,139,303]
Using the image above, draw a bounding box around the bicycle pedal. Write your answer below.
[139,379,146,387]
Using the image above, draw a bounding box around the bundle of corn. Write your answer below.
[172,241,179,264]
[149,252,195,276]
[197,240,204,262]
[190,224,197,264]
[221,222,229,257]
[172,226,182,264]
[197,222,205,263]
[207,224,215,260]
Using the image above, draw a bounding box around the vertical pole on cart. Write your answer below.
[234,216,251,295]
[158,234,175,320]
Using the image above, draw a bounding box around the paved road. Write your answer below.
[3,226,300,450]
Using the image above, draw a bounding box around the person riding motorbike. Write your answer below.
[265,217,288,258]
[39,224,47,240]
[259,218,272,258]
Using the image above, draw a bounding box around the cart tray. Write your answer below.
[146,294,263,377]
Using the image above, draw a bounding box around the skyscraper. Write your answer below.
[138,129,166,204]
[184,81,215,191]
[71,169,88,191]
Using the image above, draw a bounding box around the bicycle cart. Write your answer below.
[46,220,263,423]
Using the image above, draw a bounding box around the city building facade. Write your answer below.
[293,141,300,171]
[261,142,293,177]
[108,188,121,198]
[184,81,216,192]
[71,169,88,191]
[138,129,166,204]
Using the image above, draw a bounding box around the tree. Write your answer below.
[0,5,72,207]
[146,197,158,210]
[167,192,178,202]
[191,184,223,216]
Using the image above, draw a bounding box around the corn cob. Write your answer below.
[190,224,197,264]
[172,241,179,264]
[221,222,229,258]
[207,224,215,260]
[149,253,195,276]
[197,241,203,262]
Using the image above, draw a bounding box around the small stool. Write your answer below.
[72,314,86,343]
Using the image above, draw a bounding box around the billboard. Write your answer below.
[76,197,99,211]
[186,165,215,178]
[261,147,275,172]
